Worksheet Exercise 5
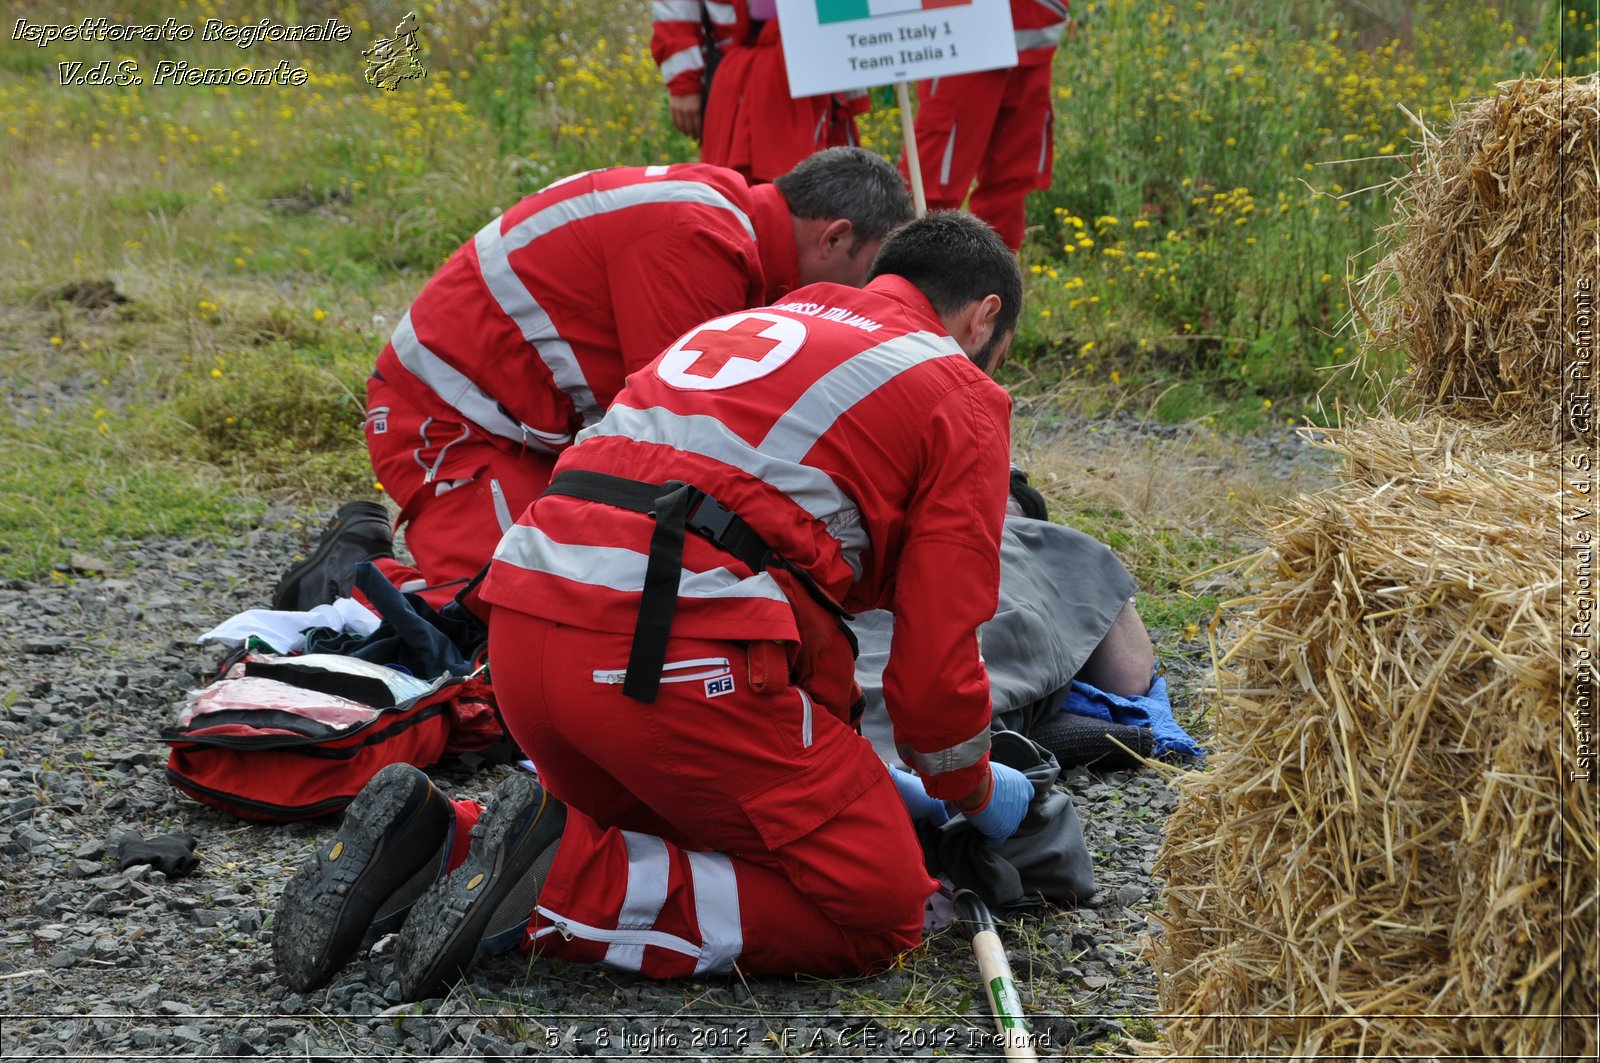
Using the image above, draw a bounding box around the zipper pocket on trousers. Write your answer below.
[591,657,731,686]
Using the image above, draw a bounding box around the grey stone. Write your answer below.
[68,553,109,575]
[0,506,1201,1059]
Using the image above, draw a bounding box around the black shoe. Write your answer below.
[396,772,565,1000]
[271,500,394,611]
[271,763,453,992]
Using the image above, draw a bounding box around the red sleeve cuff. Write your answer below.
[921,755,990,803]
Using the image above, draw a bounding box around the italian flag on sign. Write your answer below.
[816,0,970,23]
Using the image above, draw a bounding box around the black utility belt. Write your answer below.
[541,470,773,703]
[542,471,771,573]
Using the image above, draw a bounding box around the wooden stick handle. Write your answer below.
[895,79,927,217]
[955,891,1038,1061]
[971,929,1039,1060]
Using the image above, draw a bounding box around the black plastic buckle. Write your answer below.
[684,491,739,543]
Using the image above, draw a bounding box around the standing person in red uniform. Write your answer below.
[651,0,869,182]
[270,148,912,612]
[903,0,1071,250]
[269,213,1033,996]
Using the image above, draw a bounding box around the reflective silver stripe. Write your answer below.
[1032,0,1071,18]
[939,122,957,186]
[500,181,756,248]
[659,45,704,83]
[603,831,672,971]
[645,164,672,177]
[476,182,758,429]
[538,169,598,194]
[580,405,870,576]
[705,1,736,25]
[652,0,702,19]
[897,728,991,778]
[757,330,963,463]
[490,478,514,533]
[473,220,602,428]
[1015,24,1066,51]
[687,851,742,974]
[584,330,963,575]
[390,312,566,451]
[494,523,791,605]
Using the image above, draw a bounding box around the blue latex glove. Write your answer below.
[888,764,949,825]
[962,762,1032,845]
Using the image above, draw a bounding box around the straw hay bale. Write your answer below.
[1143,416,1597,1060]
[1359,77,1599,442]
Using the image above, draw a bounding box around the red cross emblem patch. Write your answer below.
[656,312,807,391]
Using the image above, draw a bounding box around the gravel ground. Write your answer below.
[0,423,1324,1061]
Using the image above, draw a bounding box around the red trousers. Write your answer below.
[487,612,936,977]
[701,38,860,183]
[365,375,556,609]
[904,62,1056,251]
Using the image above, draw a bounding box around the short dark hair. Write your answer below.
[866,211,1022,355]
[774,147,914,244]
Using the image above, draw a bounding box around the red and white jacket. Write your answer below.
[373,163,800,459]
[482,276,1012,798]
[1014,0,1071,66]
[650,0,737,99]
[650,2,868,110]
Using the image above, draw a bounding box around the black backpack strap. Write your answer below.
[624,481,694,703]
[541,470,775,704]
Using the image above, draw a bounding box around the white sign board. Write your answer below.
[774,0,1018,97]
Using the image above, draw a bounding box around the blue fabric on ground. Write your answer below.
[1061,671,1204,757]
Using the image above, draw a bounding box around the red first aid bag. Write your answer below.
[163,651,481,821]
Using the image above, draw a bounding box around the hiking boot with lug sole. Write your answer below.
[271,500,394,611]
[272,763,453,992]
[396,772,565,1000]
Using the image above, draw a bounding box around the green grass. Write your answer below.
[2,8,1588,1048]
[0,0,1583,586]
[0,411,258,577]
[1011,0,1565,412]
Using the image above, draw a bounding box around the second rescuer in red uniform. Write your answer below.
[368,212,1034,992]
[904,0,1071,250]
[651,0,869,182]
[356,148,911,607]
[270,215,1033,995]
